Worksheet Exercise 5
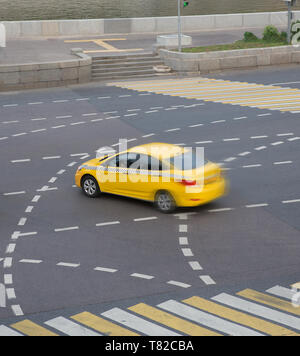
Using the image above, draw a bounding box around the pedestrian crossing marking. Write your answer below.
[183,296,299,336]
[237,289,300,316]
[2,283,300,336]
[71,311,139,336]
[128,303,221,336]
[11,320,57,336]
[108,77,300,113]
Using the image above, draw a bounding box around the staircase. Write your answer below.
[91,53,171,81]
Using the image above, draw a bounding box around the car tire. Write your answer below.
[81,175,101,198]
[154,190,177,213]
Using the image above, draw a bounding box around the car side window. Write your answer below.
[138,154,169,171]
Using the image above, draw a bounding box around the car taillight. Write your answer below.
[180,179,197,186]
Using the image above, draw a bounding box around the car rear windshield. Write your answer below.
[169,148,208,170]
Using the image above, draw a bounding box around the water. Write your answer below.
[0,0,299,21]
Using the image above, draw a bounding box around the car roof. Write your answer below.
[127,143,186,159]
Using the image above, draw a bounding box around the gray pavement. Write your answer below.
[0,27,272,65]
[0,65,299,335]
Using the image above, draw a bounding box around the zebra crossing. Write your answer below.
[108,78,300,113]
[1,283,300,336]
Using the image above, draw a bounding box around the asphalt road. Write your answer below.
[0,65,299,335]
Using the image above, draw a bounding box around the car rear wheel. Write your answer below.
[155,191,176,213]
[82,176,101,198]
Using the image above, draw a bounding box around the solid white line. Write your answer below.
[200,275,216,285]
[273,161,292,165]
[18,231,37,237]
[242,164,262,168]
[45,317,100,336]
[3,191,26,196]
[189,261,203,271]
[130,273,154,280]
[266,285,296,300]
[167,281,191,288]
[19,259,42,264]
[133,217,158,222]
[57,262,80,268]
[11,305,24,316]
[31,129,47,133]
[212,293,300,331]
[208,208,234,213]
[189,124,203,128]
[142,133,155,138]
[96,221,120,227]
[251,135,268,139]
[94,267,118,273]
[0,325,23,336]
[282,199,300,204]
[158,300,262,336]
[211,120,226,124]
[245,203,269,208]
[11,159,31,163]
[224,157,236,162]
[12,133,27,137]
[43,156,61,160]
[102,308,180,336]
[223,138,240,142]
[55,226,79,232]
[271,141,284,146]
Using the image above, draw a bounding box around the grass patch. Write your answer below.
[181,39,288,53]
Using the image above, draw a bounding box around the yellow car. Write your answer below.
[75,143,227,213]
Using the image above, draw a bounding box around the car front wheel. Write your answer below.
[155,191,177,213]
[82,176,101,198]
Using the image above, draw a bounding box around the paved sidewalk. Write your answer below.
[0,27,272,65]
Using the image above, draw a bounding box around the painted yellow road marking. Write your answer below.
[71,311,139,336]
[64,38,143,54]
[183,296,298,336]
[128,303,220,336]
[237,289,300,316]
[11,320,57,336]
[109,77,300,112]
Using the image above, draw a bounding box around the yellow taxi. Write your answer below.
[75,143,227,213]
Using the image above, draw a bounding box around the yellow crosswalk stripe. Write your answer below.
[109,77,300,113]
[237,289,300,316]
[128,303,220,336]
[183,296,298,336]
[11,320,57,336]
[71,311,139,336]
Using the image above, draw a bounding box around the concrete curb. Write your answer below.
[159,46,300,74]
[1,11,300,39]
[0,50,91,91]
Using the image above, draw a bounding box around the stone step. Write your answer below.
[92,72,173,82]
[92,65,161,74]
[92,60,163,70]
[91,53,156,61]
[92,68,158,78]
[92,56,161,65]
